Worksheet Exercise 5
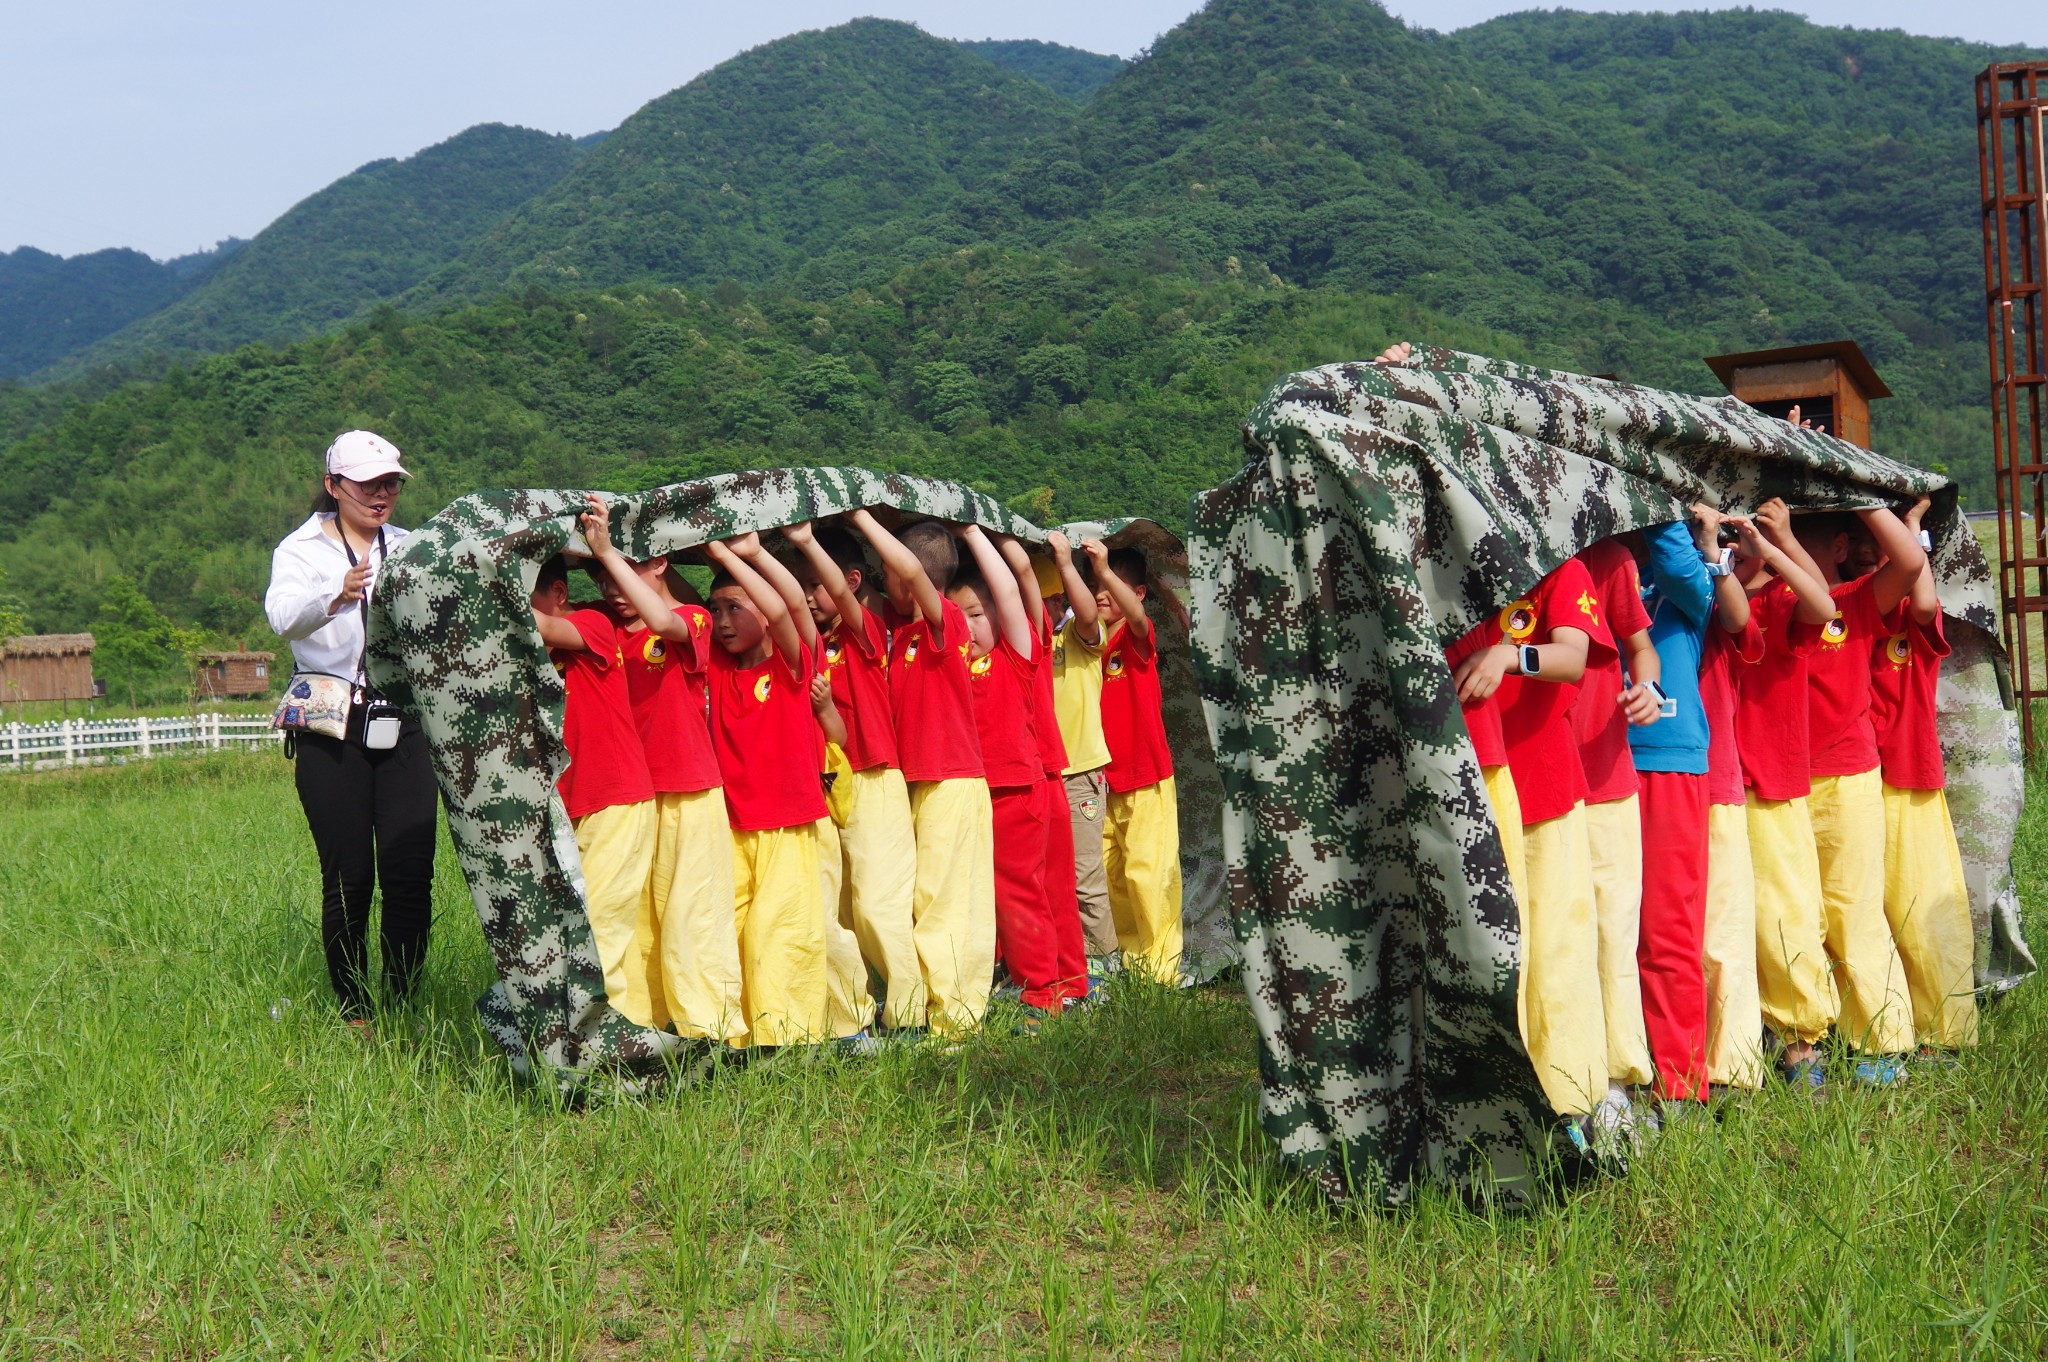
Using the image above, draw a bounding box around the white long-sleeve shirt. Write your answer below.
[265,513,408,684]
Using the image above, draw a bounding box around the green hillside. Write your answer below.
[962,39,1126,101]
[44,124,584,379]
[408,20,1079,306]
[0,243,238,379]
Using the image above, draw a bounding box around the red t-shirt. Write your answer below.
[708,644,827,831]
[1736,579,1822,801]
[1099,618,1174,794]
[822,609,898,773]
[1031,607,1071,778]
[968,638,1044,788]
[889,599,984,783]
[1443,620,1509,768]
[1700,610,1764,806]
[1570,540,1652,804]
[1871,610,1949,791]
[551,607,655,820]
[1494,558,1616,826]
[1807,575,1898,779]
[618,603,721,795]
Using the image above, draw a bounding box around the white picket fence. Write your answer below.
[0,713,283,770]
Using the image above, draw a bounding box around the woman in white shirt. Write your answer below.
[264,430,438,1022]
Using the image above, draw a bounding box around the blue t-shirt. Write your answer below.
[1626,522,1712,775]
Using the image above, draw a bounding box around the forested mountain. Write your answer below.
[962,39,1126,101]
[0,242,239,379]
[44,124,584,379]
[406,21,1080,306]
[0,0,2039,657]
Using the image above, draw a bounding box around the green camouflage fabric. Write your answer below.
[362,468,1225,1088]
[1189,347,2030,1206]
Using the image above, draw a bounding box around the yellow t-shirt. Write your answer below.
[1052,616,1111,774]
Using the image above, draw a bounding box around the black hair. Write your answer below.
[708,569,740,596]
[900,521,959,592]
[1107,545,1147,588]
[535,555,569,594]
[310,476,339,515]
[948,564,991,600]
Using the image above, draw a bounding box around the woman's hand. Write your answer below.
[330,559,372,615]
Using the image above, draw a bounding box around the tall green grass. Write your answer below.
[1,754,2043,1358]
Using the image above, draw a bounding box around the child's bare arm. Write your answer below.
[1451,628,1590,700]
[1859,505,1928,619]
[1082,538,1151,640]
[741,532,818,652]
[1048,530,1099,642]
[1754,498,1828,593]
[582,495,691,642]
[707,537,803,667]
[810,673,846,748]
[1736,515,1834,624]
[1713,570,1752,632]
[850,507,947,629]
[785,520,866,633]
[994,534,1045,636]
[1618,629,1661,726]
[959,525,1034,658]
[1900,497,1940,625]
[531,608,586,652]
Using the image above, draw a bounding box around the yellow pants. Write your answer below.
[1882,783,1980,1048]
[1703,803,1765,1087]
[1520,803,1607,1118]
[1481,765,1527,912]
[909,778,995,1035]
[836,766,923,1030]
[572,799,658,1027]
[1747,792,1837,1044]
[1584,794,1653,1087]
[816,817,876,1039]
[1810,770,1915,1054]
[1104,777,1184,984]
[650,789,746,1043]
[732,823,829,1047]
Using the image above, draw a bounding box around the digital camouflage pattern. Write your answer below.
[363,468,1227,1089]
[1189,347,2030,1206]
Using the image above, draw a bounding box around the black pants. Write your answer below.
[292,716,439,1014]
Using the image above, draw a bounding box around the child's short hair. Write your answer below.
[900,521,959,592]
[814,526,871,581]
[708,569,739,597]
[535,555,569,594]
[948,564,990,602]
[1106,545,1147,589]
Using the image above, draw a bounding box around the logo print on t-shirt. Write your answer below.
[1821,612,1848,647]
[1885,632,1912,667]
[970,653,992,677]
[1499,600,1538,641]
[641,635,668,666]
[1105,651,1126,679]
[1576,589,1601,625]
[825,639,843,667]
[903,639,919,664]
[753,674,773,704]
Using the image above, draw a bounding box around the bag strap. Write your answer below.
[340,524,388,696]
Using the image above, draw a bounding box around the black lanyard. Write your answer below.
[340,523,387,702]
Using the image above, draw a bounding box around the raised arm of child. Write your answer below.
[740,530,819,653]
[1857,504,1929,618]
[810,672,846,748]
[1900,496,1940,626]
[849,507,947,630]
[1693,505,1752,633]
[785,519,866,634]
[1732,515,1834,625]
[994,533,1045,632]
[1082,538,1151,641]
[959,524,1034,658]
[531,607,587,653]
[581,494,692,642]
[1754,497,1830,598]
[1047,530,1099,643]
[707,535,803,668]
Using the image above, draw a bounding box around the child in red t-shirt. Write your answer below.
[529,551,658,1029]
[849,509,994,1036]
[1791,505,1925,1080]
[702,532,831,1049]
[946,525,1064,1017]
[1863,496,1978,1051]
[579,496,743,1044]
[1081,539,1183,986]
[786,520,921,1033]
[1449,556,1611,1124]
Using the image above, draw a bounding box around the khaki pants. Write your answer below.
[650,789,745,1043]
[1104,777,1183,984]
[1065,768,1117,956]
[1519,802,1607,1118]
[1747,792,1837,1045]
[1881,782,1979,1048]
[732,823,828,1047]
[1481,764,1527,912]
[1810,770,1914,1054]
[1584,794,1653,1087]
[572,799,658,1027]
[1702,802,1765,1087]
[836,766,923,1030]
[816,818,876,1039]
[909,778,995,1035]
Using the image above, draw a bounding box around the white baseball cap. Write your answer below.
[326,429,412,482]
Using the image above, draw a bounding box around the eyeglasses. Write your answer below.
[340,475,405,498]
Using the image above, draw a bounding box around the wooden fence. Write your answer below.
[1,714,283,770]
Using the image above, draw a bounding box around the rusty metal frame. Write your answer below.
[1978,63,2048,753]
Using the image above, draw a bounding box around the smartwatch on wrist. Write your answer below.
[1518,644,1541,677]
[1704,546,1734,578]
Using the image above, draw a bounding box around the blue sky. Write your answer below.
[5,1,2043,260]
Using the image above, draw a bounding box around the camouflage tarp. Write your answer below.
[364,469,1230,1086]
[1189,347,2032,1206]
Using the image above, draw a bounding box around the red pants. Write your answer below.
[1637,770,1710,1100]
[992,784,1061,1011]
[1041,773,1088,1002]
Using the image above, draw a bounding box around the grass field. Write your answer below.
[2,755,2045,1359]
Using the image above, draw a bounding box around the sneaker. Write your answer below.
[834,1031,882,1058]
[1588,1086,1638,1155]
[990,981,1025,1005]
[1659,1098,1711,1129]
[1914,1045,1962,1070]
[1777,1057,1826,1095]
[1852,1055,1908,1087]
